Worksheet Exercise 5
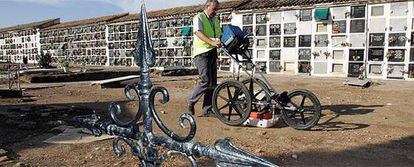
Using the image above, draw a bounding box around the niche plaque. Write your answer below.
[349,49,364,61]
[300,10,312,21]
[387,49,405,62]
[270,24,281,35]
[299,35,312,47]
[369,33,385,46]
[270,37,281,48]
[332,21,347,34]
[388,33,406,47]
[315,35,329,47]
[368,48,384,61]
[350,20,365,33]
[298,49,311,60]
[269,50,281,60]
[284,23,297,35]
[283,37,296,47]
[351,5,366,18]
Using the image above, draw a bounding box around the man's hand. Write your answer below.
[196,31,222,48]
[211,40,222,48]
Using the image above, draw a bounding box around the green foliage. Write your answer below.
[58,58,69,68]
[38,52,52,68]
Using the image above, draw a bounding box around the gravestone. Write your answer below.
[299,35,312,47]
[243,14,253,25]
[333,50,345,60]
[332,35,347,47]
[300,10,312,21]
[243,26,253,36]
[298,49,311,60]
[256,38,267,48]
[369,64,382,74]
[369,48,384,61]
[269,37,281,48]
[332,21,347,34]
[256,50,266,59]
[256,14,268,24]
[350,20,365,33]
[269,61,281,72]
[332,6,348,19]
[270,24,281,35]
[410,48,414,61]
[256,25,267,36]
[349,49,365,61]
[351,5,366,18]
[284,23,297,35]
[283,37,296,47]
[348,63,364,77]
[388,33,406,47]
[315,35,329,47]
[317,23,328,32]
[269,50,281,60]
[371,6,384,16]
[388,49,405,62]
[314,62,328,74]
[387,64,405,79]
[298,62,311,73]
[369,33,385,46]
[332,64,344,73]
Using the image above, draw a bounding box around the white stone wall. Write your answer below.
[0,29,40,64]
[228,1,414,80]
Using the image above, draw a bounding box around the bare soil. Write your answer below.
[0,74,413,167]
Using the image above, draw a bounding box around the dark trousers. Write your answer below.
[188,49,218,114]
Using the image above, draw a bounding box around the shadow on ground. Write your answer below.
[263,135,414,167]
[308,104,384,131]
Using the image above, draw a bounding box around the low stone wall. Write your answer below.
[21,70,140,83]
[153,68,198,76]
[20,68,199,83]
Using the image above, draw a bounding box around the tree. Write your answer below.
[38,52,52,68]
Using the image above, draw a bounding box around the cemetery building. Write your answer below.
[0,18,60,64]
[39,13,128,66]
[0,0,413,80]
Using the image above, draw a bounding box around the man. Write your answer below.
[188,0,222,117]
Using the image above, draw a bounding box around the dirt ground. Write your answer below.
[0,73,413,167]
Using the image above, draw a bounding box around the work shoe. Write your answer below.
[198,112,212,117]
[188,104,195,115]
[198,107,213,117]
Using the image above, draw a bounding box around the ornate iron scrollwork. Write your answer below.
[75,1,277,166]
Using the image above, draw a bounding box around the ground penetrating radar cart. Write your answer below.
[212,25,322,130]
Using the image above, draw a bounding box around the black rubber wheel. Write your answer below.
[212,81,252,126]
[125,84,139,101]
[242,78,272,114]
[281,89,321,130]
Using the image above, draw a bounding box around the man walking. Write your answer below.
[188,0,222,117]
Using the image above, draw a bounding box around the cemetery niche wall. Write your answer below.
[1,0,414,80]
[40,14,128,66]
[0,18,60,64]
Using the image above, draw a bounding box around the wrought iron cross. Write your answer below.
[75,1,277,166]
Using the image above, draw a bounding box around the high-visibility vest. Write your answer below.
[193,12,222,57]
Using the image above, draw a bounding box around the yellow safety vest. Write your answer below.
[193,12,222,57]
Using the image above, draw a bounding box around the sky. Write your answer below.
[0,0,206,28]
